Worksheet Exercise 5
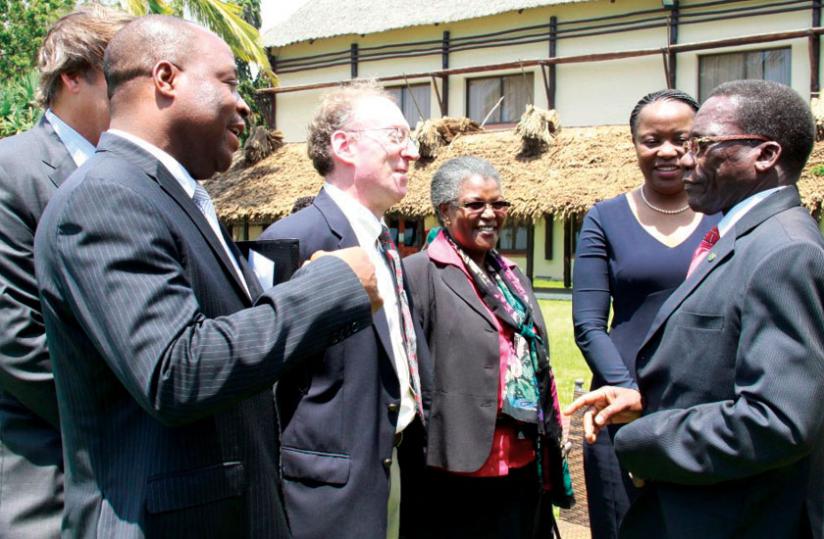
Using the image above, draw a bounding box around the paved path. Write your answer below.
[534,288,572,301]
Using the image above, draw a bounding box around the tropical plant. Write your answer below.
[0,70,41,138]
[119,0,275,82]
[0,0,74,82]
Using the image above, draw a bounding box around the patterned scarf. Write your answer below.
[443,232,573,504]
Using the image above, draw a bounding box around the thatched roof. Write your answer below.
[206,125,824,226]
[263,0,591,48]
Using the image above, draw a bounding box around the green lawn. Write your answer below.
[539,299,591,409]
[533,277,568,289]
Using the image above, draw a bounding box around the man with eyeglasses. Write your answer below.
[567,79,824,538]
[260,81,431,539]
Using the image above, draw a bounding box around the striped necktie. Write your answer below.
[192,183,250,297]
[687,226,720,277]
[378,226,425,424]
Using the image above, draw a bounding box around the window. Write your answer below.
[386,84,430,127]
[497,222,529,253]
[467,73,534,125]
[699,47,790,102]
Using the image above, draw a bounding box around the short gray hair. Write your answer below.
[431,156,502,225]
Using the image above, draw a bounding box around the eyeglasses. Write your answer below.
[685,134,771,157]
[454,200,512,214]
[345,127,419,150]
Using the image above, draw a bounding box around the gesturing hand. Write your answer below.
[563,386,643,444]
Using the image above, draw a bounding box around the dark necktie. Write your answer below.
[687,225,720,277]
[378,226,425,424]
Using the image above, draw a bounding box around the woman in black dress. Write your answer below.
[572,90,720,538]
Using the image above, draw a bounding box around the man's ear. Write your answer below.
[58,71,85,95]
[754,141,781,173]
[330,130,357,166]
[153,61,177,98]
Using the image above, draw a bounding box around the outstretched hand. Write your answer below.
[563,386,643,444]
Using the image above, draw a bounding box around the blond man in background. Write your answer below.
[0,5,132,536]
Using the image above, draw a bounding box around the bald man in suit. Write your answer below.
[34,15,379,538]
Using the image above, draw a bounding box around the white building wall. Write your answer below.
[270,0,813,140]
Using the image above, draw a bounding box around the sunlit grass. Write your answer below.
[539,299,591,409]
[533,278,568,289]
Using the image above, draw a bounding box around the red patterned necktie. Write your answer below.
[378,227,425,424]
[687,226,720,277]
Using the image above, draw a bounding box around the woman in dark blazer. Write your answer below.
[405,156,572,538]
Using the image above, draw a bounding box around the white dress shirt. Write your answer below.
[717,186,789,238]
[107,129,250,298]
[45,109,96,167]
[324,183,416,432]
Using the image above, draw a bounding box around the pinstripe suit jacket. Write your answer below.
[0,116,70,537]
[33,134,372,538]
[614,187,824,539]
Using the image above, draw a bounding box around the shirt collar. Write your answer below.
[427,229,517,271]
[323,182,383,243]
[45,109,96,167]
[717,185,788,237]
[107,129,199,198]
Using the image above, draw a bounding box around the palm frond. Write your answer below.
[181,0,274,81]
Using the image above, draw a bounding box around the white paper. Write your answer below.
[248,249,276,289]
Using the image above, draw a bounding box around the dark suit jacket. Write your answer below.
[614,187,824,539]
[33,134,372,538]
[404,237,550,472]
[0,116,69,536]
[259,189,431,539]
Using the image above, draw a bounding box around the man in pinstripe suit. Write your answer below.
[33,15,379,538]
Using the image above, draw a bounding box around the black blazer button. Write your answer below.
[383,458,392,469]
[387,402,399,413]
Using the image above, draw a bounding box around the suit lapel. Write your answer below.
[97,134,252,304]
[313,189,398,369]
[34,116,77,189]
[440,265,498,330]
[639,187,803,354]
[225,227,264,299]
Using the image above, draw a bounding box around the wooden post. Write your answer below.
[350,43,359,79]
[563,217,573,288]
[441,31,450,116]
[526,222,535,284]
[667,0,679,89]
[812,1,821,95]
[261,54,277,128]
[548,16,557,109]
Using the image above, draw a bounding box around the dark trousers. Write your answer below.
[583,426,640,539]
[405,462,553,539]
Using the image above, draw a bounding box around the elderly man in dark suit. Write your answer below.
[0,6,132,536]
[259,82,431,539]
[33,15,380,538]
[567,79,824,539]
